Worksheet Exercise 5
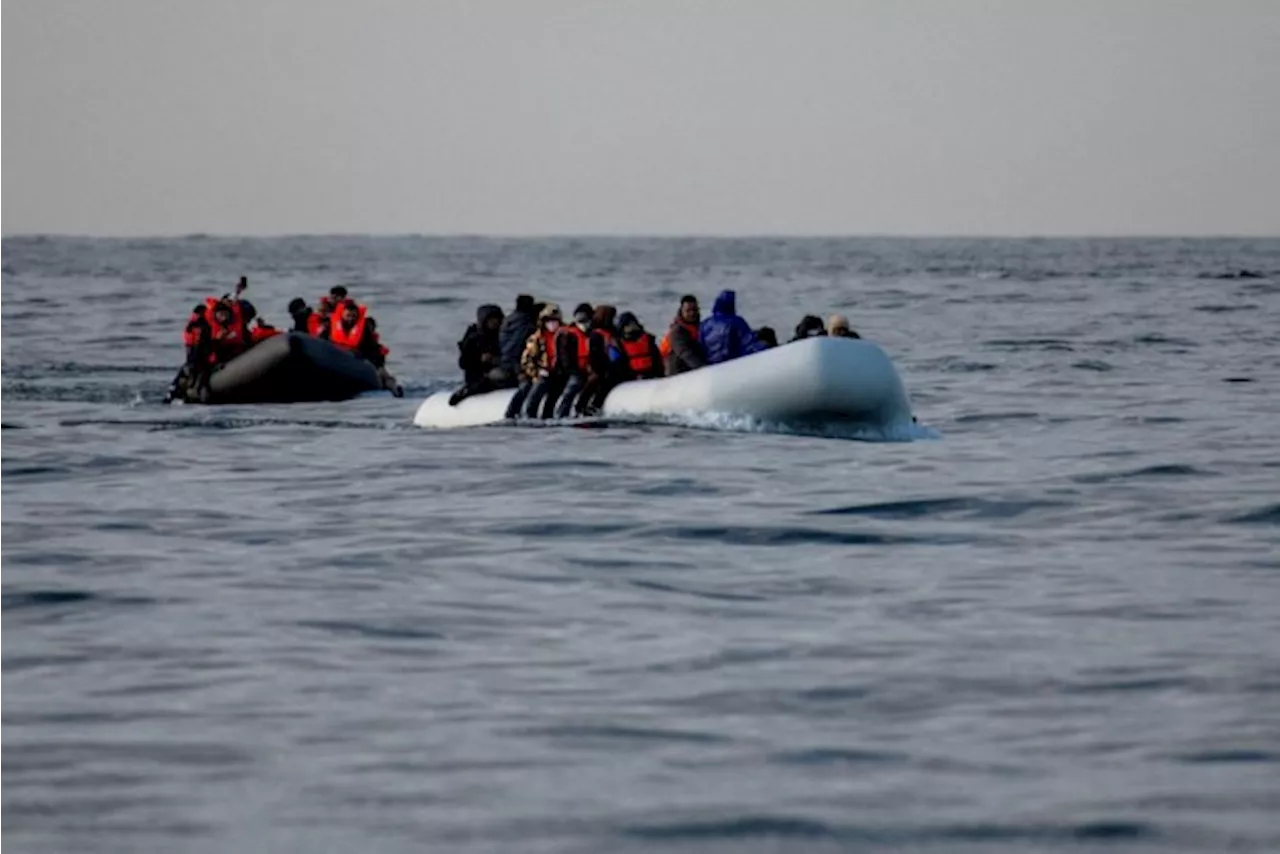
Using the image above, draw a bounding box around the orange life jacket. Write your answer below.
[560,325,590,371]
[207,312,245,364]
[207,297,247,335]
[659,321,699,358]
[542,328,558,367]
[622,335,655,375]
[183,312,206,347]
[330,305,390,357]
[250,325,280,343]
[306,313,325,336]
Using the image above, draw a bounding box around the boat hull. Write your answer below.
[413,338,913,430]
[196,332,383,404]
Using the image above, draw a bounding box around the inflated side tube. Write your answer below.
[204,332,382,404]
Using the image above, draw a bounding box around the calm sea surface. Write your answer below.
[3,236,1279,853]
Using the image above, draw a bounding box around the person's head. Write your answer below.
[827,314,853,338]
[318,296,334,315]
[538,303,562,333]
[796,315,826,338]
[678,295,700,324]
[329,285,349,301]
[287,297,308,317]
[341,299,360,325]
[515,294,535,316]
[617,311,643,340]
[478,304,504,332]
[712,290,738,317]
[192,304,207,317]
[573,302,593,329]
[592,305,617,331]
[756,326,778,348]
[213,302,234,325]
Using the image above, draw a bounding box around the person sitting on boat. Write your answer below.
[249,316,281,344]
[449,304,505,406]
[499,294,538,382]
[221,276,257,331]
[550,303,593,418]
[208,300,249,364]
[700,290,765,365]
[660,295,706,376]
[827,314,860,339]
[288,298,321,334]
[510,303,562,418]
[617,312,664,380]
[791,315,827,341]
[326,299,403,395]
[756,327,779,348]
[577,304,623,415]
[329,285,349,302]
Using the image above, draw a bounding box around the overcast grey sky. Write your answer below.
[4,1,1278,236]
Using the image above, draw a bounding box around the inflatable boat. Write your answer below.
[170,332,387,404]
[413,337,914,431]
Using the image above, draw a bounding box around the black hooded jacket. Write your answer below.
[458,304,504,383]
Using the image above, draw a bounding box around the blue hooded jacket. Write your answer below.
[699,290,764,365]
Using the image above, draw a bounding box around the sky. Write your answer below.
[3,0,1278,236]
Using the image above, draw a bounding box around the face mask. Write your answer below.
[575,315,591,326]
[545,319,560,332]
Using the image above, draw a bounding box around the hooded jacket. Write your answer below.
[458,304,504,383]
[521,304,562,382]
[699,290,764,365]
[499,304,537,375]
[587,305,621,377]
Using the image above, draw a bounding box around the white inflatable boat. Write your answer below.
[413,337,915,432]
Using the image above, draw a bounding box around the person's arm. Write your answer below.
[672,324,706,369]
[553,331,575,375]
[361,319,386,367]
[735,318,765,355]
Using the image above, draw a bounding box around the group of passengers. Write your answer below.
[448,288,860,417]
[170,279,401,401]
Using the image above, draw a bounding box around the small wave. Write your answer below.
[772,747,908,766]
[1072,358,1114,372]
[1196,303,1260,313]
[984,337,1075,351]
[622,816,1159,843]
[1072,463,1212,484]
[516,724,731,745]
[609,412,936,442]
[628,579,766,602]
[2,589,156,612]
[811,496,1065,521]
[642,523,978,547]
[1224,503,1280,526]
[294,619,445,641]
[1174,749,1277,764]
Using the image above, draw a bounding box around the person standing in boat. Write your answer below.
[827,314,861,339]
[325,299,403,396]
[618,312,664,380]
[700,290,765,365]
[448,304,505,406]
[498,294,538,383]
[660,295,706,376]
[510,303,562,418]
[547,303,593,417]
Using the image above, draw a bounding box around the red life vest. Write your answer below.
[329,305,368,350]
[542,328,558,368]
[622,336,655,375]
[183,312,205,347]
[306,313,325,336]
[659,321,699,358]
[560,325,590,371]
[330,305,390,357]
[250,324,280,344]
[207,312,245,364]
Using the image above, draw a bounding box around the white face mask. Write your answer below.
[545,319,560,332]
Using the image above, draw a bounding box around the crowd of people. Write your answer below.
[170,279,401,401]
[448,288,860,417]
